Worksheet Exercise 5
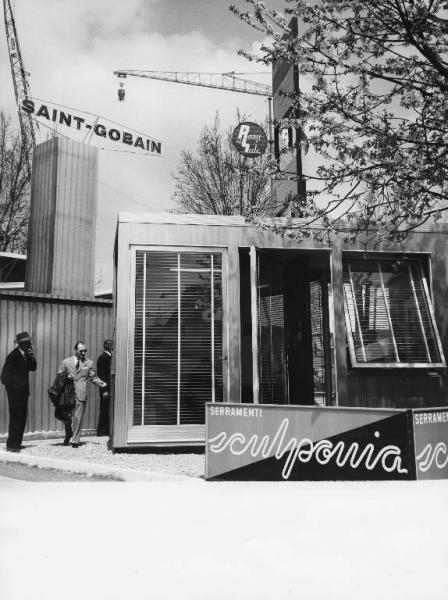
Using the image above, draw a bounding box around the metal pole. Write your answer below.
[267,96,274,155]
[267,96,276,210]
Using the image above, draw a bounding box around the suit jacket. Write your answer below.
[1,347,37,396]
[57,356,104,402]
[48,372,76,408]
[48,372,76,423]
[96,351,111,390]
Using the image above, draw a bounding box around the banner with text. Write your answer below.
[205,404,415,481]
[22,98,162,156]
[413,408,448,480]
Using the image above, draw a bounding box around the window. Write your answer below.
[257,253,288,404]
[343,257,445,368]
[133,250,223,426]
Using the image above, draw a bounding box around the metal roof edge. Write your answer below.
[0,251,27,260]
[0,289,113,306]
[117,212,247,226]
[116,212,448,234]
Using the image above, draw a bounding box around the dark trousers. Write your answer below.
[97,391,110,436]
[64,419,73,441]
[6,391,28,450]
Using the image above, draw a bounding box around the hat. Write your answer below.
[15,331,31,344]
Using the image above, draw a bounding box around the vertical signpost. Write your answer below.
[272,16,306,215]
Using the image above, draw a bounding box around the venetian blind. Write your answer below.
[133,250,223,427]
[179,252,223,424]
[343,259,443,366]
[257,254,288,404]
[310,279,327,404]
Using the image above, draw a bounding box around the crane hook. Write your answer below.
[118,82,125,102]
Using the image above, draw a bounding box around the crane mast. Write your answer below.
[114,70,272,97]
[3,0,38,177]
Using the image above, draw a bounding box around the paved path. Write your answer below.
[1,480,447,600]
[0,461,116,482]
[0,447,194,481]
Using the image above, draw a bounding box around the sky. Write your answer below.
[0,0,284,290]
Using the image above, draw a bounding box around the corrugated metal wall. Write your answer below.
[0,292,113,437]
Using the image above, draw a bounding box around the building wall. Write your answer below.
[0,291,113,437]
[332,230,448,409]
[113,214,448,447]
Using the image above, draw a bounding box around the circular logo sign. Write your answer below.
[232,122,268,157]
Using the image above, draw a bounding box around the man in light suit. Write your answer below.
[57,341,106,448]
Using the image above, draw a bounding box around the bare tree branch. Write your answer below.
[0,111,31,253]
[172,113,275,217]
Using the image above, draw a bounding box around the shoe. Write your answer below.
[6,447,20,453]
[63,437,71,446]
[72,443,79,448]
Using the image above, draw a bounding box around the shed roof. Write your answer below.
[117,211,448,235]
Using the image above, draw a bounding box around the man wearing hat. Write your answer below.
[0,331,37,452]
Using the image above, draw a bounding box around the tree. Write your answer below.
[231,0,448,244]
[0,111,31,253]
[173,114,275,217]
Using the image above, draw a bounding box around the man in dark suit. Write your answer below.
[96,339,113,436]
[1,331,37,453]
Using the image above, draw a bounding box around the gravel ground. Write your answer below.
[11,435,205,479]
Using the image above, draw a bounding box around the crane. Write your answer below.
[2,0,39,178]
[113,69,274,153]
[113,70,272,98]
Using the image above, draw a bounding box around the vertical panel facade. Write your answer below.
[25,138,98,299]
[25,139,58,292]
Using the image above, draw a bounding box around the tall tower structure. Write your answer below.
[25,138,98,299]
[272,17,306,216]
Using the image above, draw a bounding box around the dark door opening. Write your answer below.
[240,247,333,406]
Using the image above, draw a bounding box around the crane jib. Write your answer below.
[21,99,162,156]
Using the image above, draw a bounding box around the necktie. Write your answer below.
[76,359,80,370]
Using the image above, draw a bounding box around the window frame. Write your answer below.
[342,252,446,369]
[127,245,229,434]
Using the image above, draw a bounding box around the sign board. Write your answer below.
[21,98,162,156]
[206,404,415,481]
[413,408,448,480]
[231,122,268,157]
[276,119,309,156]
